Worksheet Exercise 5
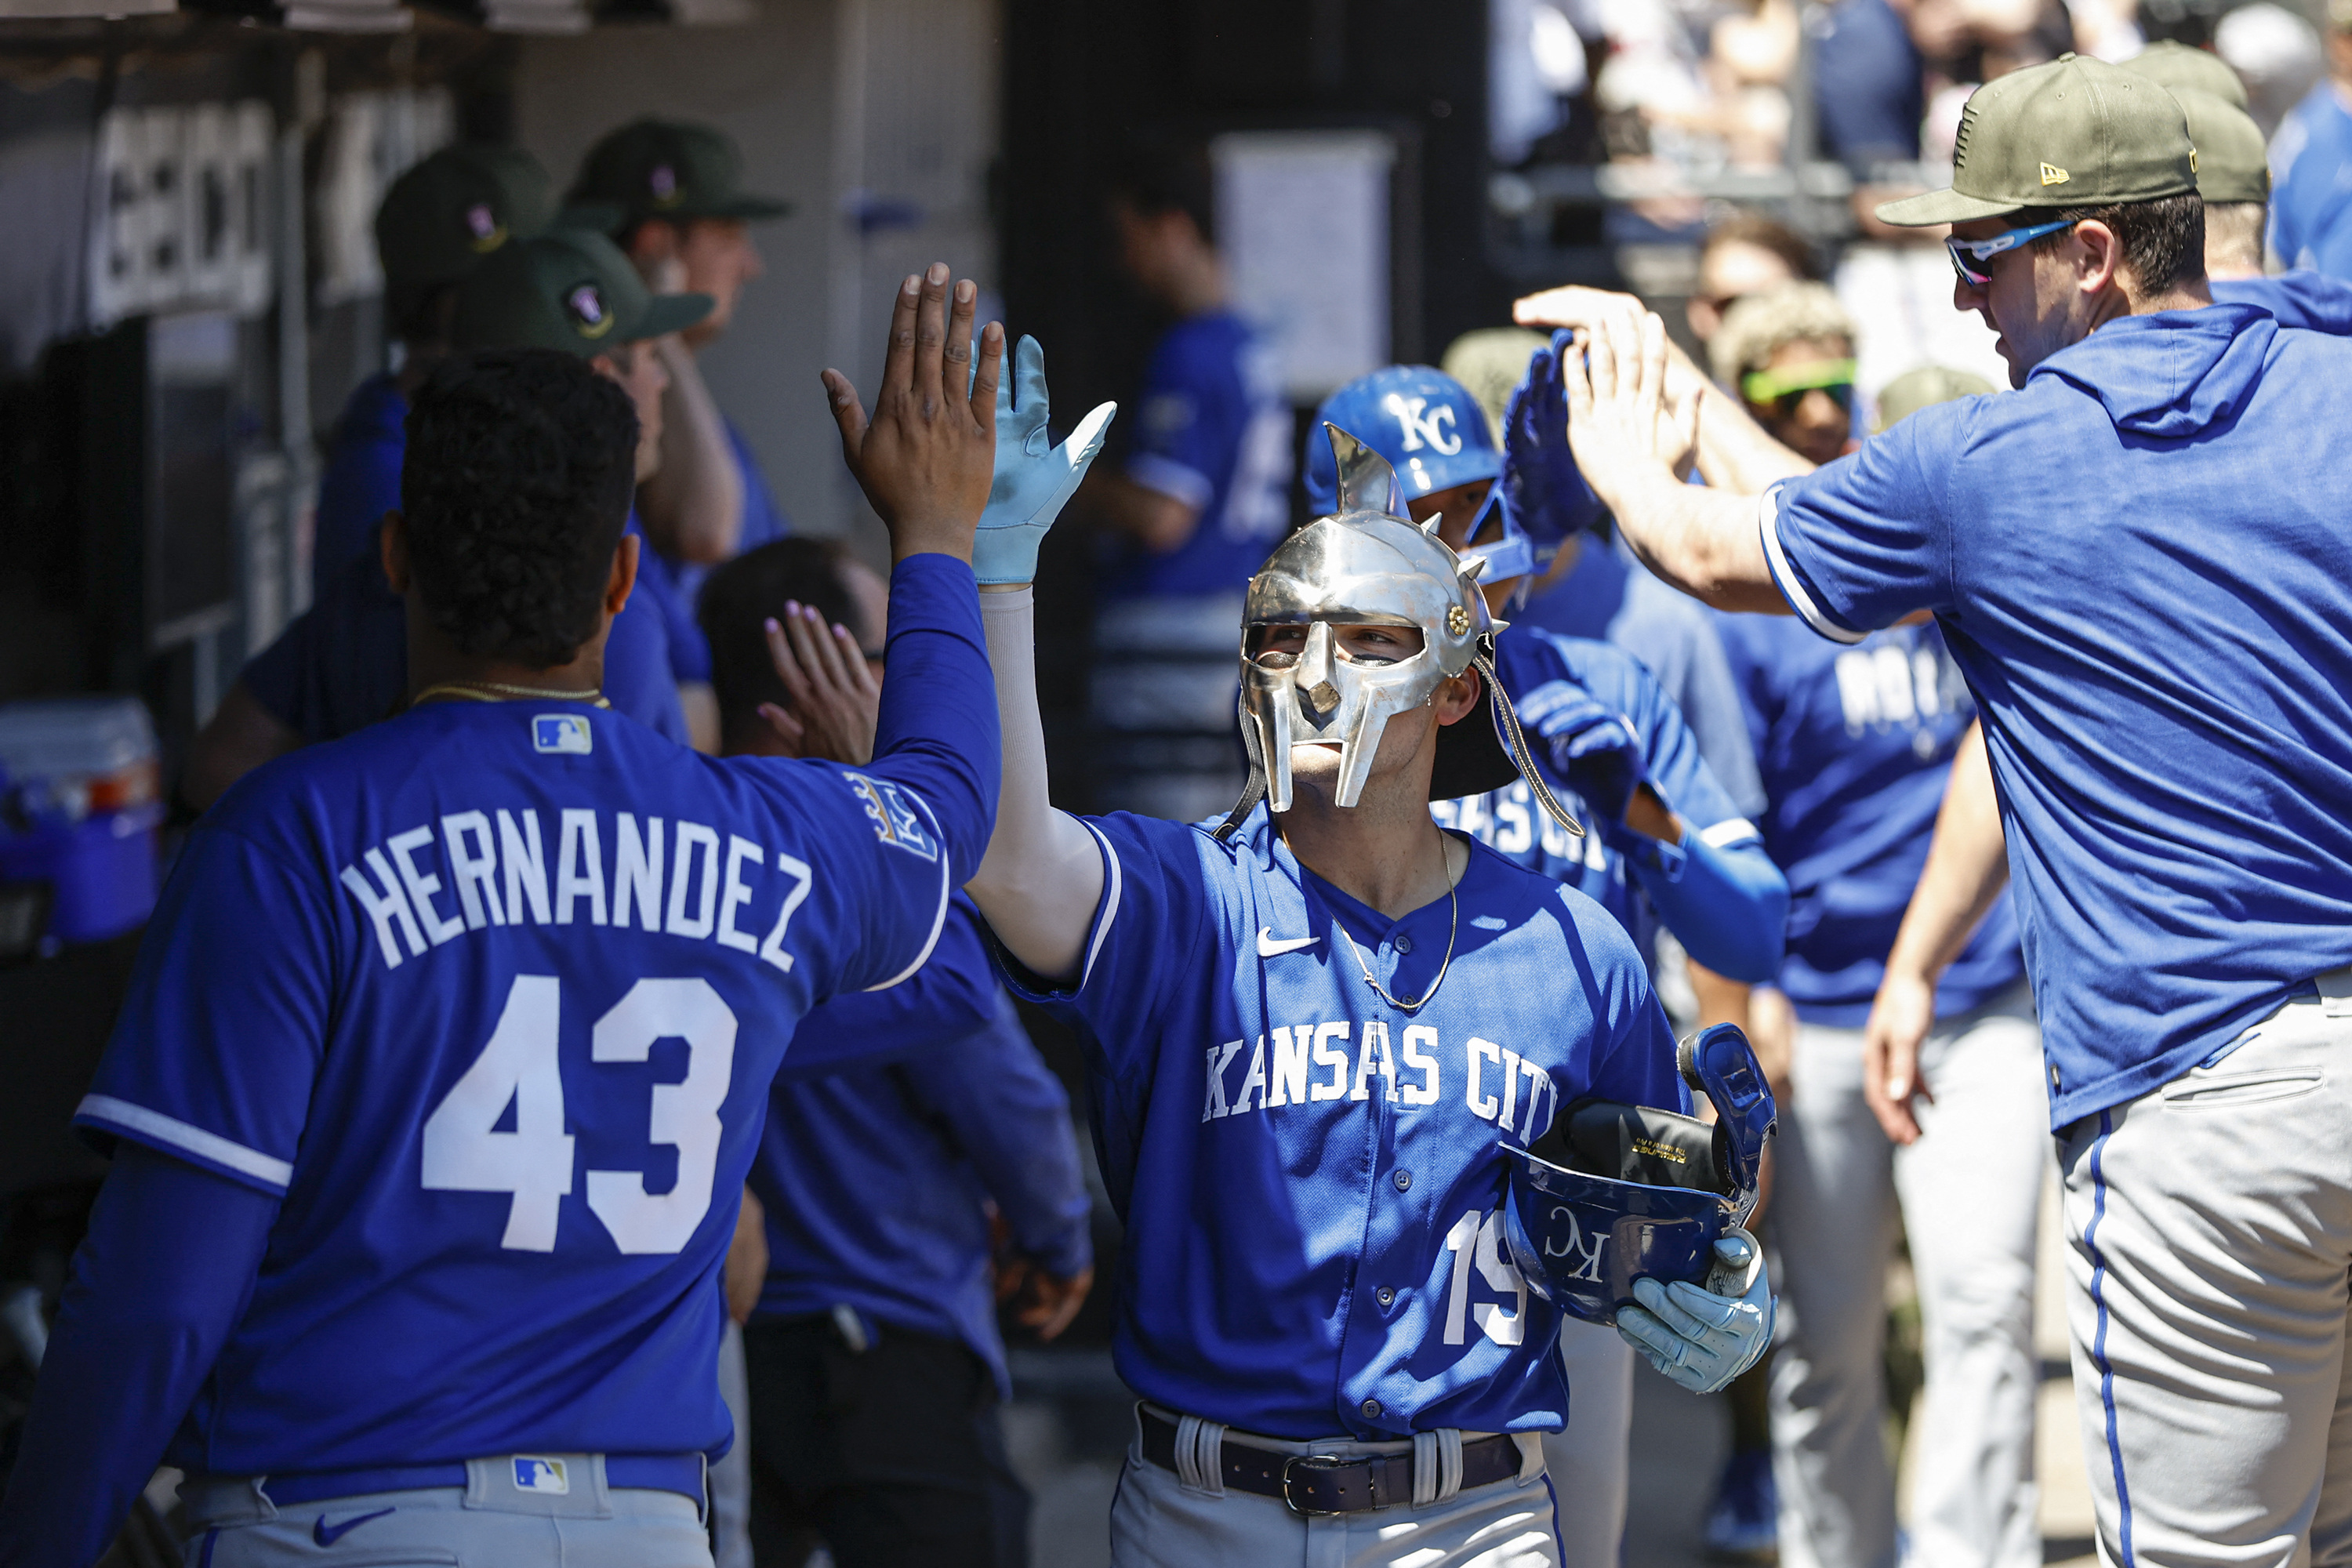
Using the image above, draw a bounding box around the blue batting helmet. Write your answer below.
[1305,366,1503,514]
[1501,1023,1777,1327]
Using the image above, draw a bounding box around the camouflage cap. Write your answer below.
[451,228,712,358]
[1876,54,2198,226]
[567,118,790,230]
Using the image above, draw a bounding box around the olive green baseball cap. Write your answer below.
[2169,85,2272,204]
[567,118,791,230]
[2119,39,2250,111]
[451,228,713,357]
[1876,53,2199,227]
[377,146,561,322]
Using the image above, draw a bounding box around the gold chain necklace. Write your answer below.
[1330,843,1462,1014]
[411,681,610,709]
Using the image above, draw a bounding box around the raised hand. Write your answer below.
[757,602,880,766]
[1560,311,1700,514]
[972,334,1116,586]
[1502,329,1606,548]
[822,263,1004,564]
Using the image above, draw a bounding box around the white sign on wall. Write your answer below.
[1213,129,1396,403]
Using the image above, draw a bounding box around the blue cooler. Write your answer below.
[0,698,163,949]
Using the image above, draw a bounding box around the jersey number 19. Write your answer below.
[421,974,738,1254]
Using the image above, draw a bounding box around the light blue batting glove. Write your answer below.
[971,334,1116,586]
[1615,1228,1774,1394]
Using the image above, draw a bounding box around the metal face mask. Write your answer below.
[1218,425,1584,834]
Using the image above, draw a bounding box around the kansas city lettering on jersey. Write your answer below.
[1200,1022,1559,1143]
[339,808,815,975]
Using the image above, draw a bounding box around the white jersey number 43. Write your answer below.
[421,974,735,1254]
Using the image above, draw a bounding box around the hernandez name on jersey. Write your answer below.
[1004,806,1685,1443]
[74,699,955,1479]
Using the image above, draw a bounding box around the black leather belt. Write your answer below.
[1138,1406,1521,1515]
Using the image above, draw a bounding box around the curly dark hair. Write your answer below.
[401,349,639,668]
[697,536,866,738]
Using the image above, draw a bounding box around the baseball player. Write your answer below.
[185,226,706,811]
[1549,54,2352,1566]
[698,535,1095,1566]
[0,264,1004,1566]
[1297,364,1789,1568]
[1710,378,2045,1568]
[963,339,1773,1562]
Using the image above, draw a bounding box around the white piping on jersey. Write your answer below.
[76,1094,295,1191]
[1699,818,1762,849]
[1077,816,1124,991]
[1758,484,1867,646]
[864,786,953,992]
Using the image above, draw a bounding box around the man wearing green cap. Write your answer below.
[1551,50,2352,1568]
[183,228,711,811]
[312,145,565,600]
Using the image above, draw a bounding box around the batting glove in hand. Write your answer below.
[1536,688,1648,825]
[1501,329,1606,546]
[971,334,1115,586]
[1616,1229,1774,1395]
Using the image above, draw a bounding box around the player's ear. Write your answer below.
[380,510,412,595]
[606,531,640,617]
[1432,665,1483,727]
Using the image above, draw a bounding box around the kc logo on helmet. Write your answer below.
[1541,1204,1608,1283]
[1383,394,1462,456]
[565,283,615,339]
[465,201,508,254]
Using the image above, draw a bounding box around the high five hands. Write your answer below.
[824,263,1004,565]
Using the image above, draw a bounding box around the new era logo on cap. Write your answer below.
[533,714,593,754]
[2040,162,2070,186]
[564,282,614,339]
[514,1456,569,1494]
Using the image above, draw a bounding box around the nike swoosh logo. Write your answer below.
[314,1508,397,1547]
[1257,927,1318,957]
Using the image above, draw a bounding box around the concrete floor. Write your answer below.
[1005,1176,2103,1568]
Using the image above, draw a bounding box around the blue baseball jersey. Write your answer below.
[631,536,713,686]
[1763,303,2352,1125]
[1712,612,2022,1024]
[2212,271,2352,334]
[311,372,408,602]
[1102,311,1294,601]
[73,556,993,1479]
[1434,629,1766,976]
[751,908,1092,1400]
[245,517,688,746]
[2269,83,2352,281]
[1000,807,1683,1439]
[1516,533,1767,818]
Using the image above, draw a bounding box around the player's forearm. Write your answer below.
[1083,468,1201,555]
[637,339,744,565]
[1693,383,1817,493]
[926,1010,1094,1276]
[1604,467,1789,614]
[1885,720,2009,985]
[967,586,1106,982]
[1626,833,1790,985]
[864,554,1000,886]
[0,1147,275,1568]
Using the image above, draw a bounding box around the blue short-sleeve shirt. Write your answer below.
[999,807,1682,1439]
[1763,303,2352,1123]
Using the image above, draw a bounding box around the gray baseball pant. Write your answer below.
[2056,985,2352,1568]
[179,1459,710,1566]
[1109,1405,1560,1567]
[1540,1320,1635,1568]
[1769,982,2046,1568]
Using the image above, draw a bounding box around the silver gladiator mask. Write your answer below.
[1215,425,1584,839]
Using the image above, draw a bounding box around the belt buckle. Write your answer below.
[1279,1454,1348,1516]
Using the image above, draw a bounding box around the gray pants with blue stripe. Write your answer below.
[2058,988,2352,1568]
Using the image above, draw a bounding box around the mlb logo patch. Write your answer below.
[513,1455,569,1494]
[532,714,593,755]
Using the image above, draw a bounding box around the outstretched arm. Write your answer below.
[1863,720,2009,1143]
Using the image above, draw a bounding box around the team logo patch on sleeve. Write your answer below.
[841,771,939,862]
[532,714,593,755]
[513,1456,569,1494]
